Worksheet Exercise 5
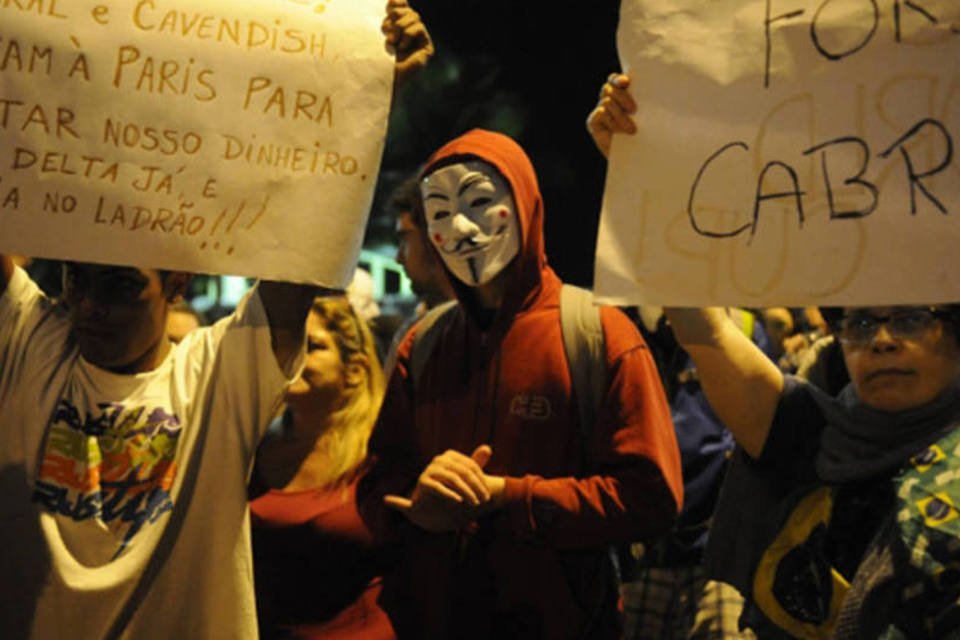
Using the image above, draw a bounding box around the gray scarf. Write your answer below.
[814,380,960,483]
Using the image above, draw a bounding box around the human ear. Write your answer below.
[344,354,368,388]
[163,272,193,303]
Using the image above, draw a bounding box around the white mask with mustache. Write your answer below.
[421,161,520,287]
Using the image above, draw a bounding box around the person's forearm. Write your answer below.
[489,469,679,549]
[258,281,317,370]
[664,307,783,458]
[662,307,730,347]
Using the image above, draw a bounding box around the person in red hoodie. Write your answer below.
[358,129,683,639]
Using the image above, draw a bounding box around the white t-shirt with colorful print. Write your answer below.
[0,267,301,639]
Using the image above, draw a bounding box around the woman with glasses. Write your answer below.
[248,295,392,639]
[589,75,960,639]
[665,305,960,639]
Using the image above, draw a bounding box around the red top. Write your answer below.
[358,129,683,639]
[250,479,394,640]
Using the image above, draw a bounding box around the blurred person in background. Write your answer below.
[392,174,456,314]
[382,174,455,375]
[346,268,382,326]
[250,295,391,639]
[346,266,393,363]
[166,299,208,344]
[760,307,795,365]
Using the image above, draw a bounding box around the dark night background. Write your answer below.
[366,0,623,287]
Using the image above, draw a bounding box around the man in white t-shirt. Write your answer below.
[0,259,311,640]
[0,3,434,636]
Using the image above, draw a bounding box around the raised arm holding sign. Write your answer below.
[587,45,960,640]
[0,0,410,286]
[0,2,433,637]
[595,0,959,308]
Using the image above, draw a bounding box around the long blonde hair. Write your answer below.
[307,296,385,487]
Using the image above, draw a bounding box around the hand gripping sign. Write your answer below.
[0,0,393,287]
[596,0,959,306]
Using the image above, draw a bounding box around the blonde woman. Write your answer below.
[250,295,390,639]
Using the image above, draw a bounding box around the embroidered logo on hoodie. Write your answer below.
[509,395,552,421]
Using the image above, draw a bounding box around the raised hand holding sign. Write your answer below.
[0,0,395,288]
[596,0,959,306]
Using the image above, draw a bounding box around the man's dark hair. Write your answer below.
[389,175,425,227]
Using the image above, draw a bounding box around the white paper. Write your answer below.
[0,0,394,287]
[597,0,960,306]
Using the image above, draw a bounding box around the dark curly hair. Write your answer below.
[388,174,426,228]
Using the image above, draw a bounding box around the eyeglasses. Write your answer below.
[837,307,950,345]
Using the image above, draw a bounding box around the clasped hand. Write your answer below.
[382,0,434,85]
[586,73,637,158]
[384,445,505,532]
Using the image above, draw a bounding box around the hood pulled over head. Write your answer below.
[419,129,550,314]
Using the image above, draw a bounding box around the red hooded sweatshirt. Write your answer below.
[358,129,682,639]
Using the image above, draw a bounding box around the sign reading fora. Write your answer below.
[596,0,959,306]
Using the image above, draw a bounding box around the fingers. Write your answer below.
[421,467,473,503]
[587,72,638,158]
[382,5,430,46]
[447,449,491,501]
[390,446,500,532]
[586,107,614,158]
[395,48,433,79]
[385,488,465,532]
[381,15,399,44]
[422,450,491,505]
[605,72,631,92]
[598,79,637,131]
[384,494,413,511]
[471,444,493,469]
[398,21,433,57]
[383,0,412,28]
[602,75,636,116]
[383,3,434,83]
[393,10,423,31]
[605,99,637,135]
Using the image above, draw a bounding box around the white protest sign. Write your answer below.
[0,0,393,288]
[596,0,959,306]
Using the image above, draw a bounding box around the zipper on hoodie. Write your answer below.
[469,332,502,446]
[459,336,502,562]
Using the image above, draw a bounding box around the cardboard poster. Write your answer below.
[0,0,394,287]
[596,0,959,306]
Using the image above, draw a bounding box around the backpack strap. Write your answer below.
[559,285,621,635]
[559,284,606,448]
[409,300,457,388]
